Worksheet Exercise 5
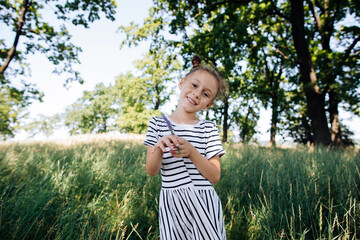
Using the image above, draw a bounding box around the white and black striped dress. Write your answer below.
[144,116,226,240]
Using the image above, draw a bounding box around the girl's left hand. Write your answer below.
[169,137,195,158]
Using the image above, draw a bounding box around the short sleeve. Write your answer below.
[205,121,225,160]
[143,117,159,147]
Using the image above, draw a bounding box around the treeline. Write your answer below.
[1,1,359,147]
[25,50,181,137]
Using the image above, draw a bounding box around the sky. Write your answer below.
[9,0,360,143]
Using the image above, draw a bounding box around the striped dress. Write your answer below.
[144,116,226,240]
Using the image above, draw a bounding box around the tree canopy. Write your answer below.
[119,0,359,146]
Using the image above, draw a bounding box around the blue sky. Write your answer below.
[11,0,360,143]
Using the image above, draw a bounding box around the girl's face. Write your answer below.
[178,70,218,114]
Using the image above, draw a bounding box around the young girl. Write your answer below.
[143,55,228,240]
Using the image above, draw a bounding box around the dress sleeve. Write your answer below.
[143,117,159,147]
[205,121,225,160]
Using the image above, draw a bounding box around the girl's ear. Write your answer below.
[179,77,186,89]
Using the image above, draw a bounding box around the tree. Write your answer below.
[0,0,117,139]
[0,84,38,140]
[134,49,181,110]
[115,49,180,133]
[288,0,331,145]
[115,72,159,134]
[23,113,63,138]
[243,1,297,146]
[306,0,360,146]
[275,0,360,146]
[64,83,120,135]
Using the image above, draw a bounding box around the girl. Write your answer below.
[143,55,228,240]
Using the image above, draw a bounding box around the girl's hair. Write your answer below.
[185,55,228,100]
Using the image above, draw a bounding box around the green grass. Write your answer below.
[0,139,359,239]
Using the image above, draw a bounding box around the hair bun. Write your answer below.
[192,55,202,69]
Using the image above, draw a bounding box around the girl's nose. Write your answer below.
[192,89,201,98]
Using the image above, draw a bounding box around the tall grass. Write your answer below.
[0,139,359,239]
[218,145,360,239]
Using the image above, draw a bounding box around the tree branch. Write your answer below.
[307,0,321,32]
[328,0,340,38]
[275,47,290,59]
[344,35,360,60]
[0,0,31,76]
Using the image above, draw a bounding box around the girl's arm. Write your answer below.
[190,149,221,184]
[146,135,180,176]
[146,146,163,176]
[170,138,221,184]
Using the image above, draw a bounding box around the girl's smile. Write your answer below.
[186,96,197,105]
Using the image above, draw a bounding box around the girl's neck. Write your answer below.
[169,109,199,125]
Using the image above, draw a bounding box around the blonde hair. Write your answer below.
[185,55,228,100]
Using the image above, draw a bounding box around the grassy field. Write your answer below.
[0,136,359,239]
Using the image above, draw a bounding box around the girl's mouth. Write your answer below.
[187,96,197,105]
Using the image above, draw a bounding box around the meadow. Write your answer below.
[0,136,359,239]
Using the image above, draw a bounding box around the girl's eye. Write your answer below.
[203,92,209,97]
[192,83,197,87]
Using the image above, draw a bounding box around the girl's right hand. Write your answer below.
[152,135,180,153]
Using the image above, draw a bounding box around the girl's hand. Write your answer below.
[152,135,180,153]
[169,137,196,158]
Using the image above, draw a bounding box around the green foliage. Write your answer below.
[0,83,41,140]
[0,140,359,239]
[115,48,180,134]
[134,49,181,110]
[115,72,160,134]
[64,83,120,135]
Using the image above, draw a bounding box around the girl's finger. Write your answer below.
[154,141,167,152]
[162,138,174,150]
[161,142,168,152]
[169,135,180,147]
[168,137,180,150]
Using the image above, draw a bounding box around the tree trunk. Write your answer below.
[329,89,344,147]
[270,92,278,148]
[269,61,283,148]
[222,97,229,143]
[154,84,160,110]
[290,0,331,146]
[240,104,252,143]
[311,0,343,147]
